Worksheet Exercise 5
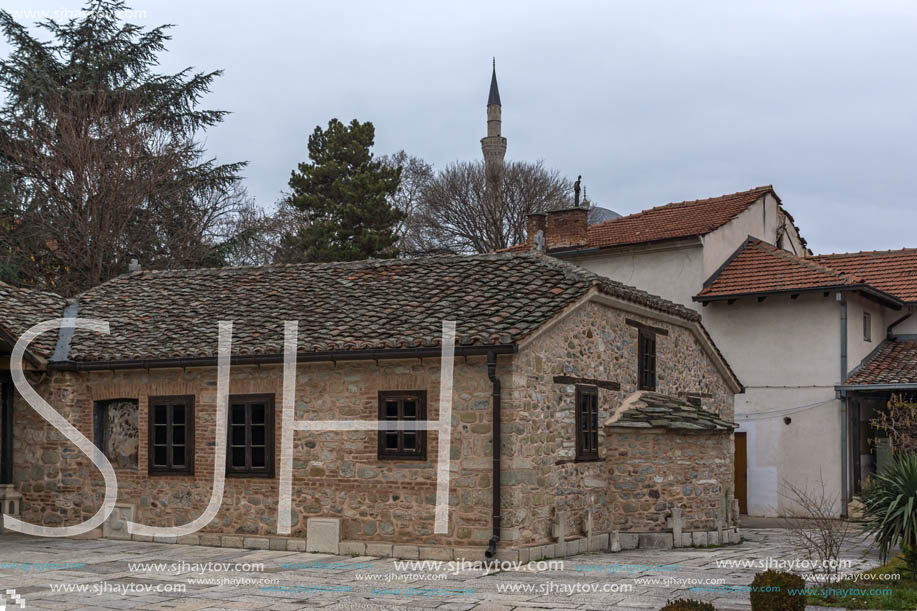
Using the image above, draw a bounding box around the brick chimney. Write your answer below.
[526,213,546,250]
[545,208,589,250]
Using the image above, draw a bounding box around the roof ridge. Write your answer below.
[76,252,527,297]
[812,247,917,258]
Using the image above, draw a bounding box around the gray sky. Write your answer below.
[3,0,917,254]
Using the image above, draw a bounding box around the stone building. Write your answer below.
[0,253,741,558]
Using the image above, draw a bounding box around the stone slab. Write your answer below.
[306,517,341,554]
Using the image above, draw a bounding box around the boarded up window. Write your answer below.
[94,399,139,470]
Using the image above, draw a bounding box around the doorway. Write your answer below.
[734,432,748,514]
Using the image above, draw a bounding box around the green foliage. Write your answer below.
[749,570,806,611]
[285,118,403,262]
[806,554,917,609]
[860,454,917,577]
[659,599,716,611]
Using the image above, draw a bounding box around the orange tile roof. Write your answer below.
[696,238,864,300]
[586,185,775,249]
[504,186,777,254]
[845,339,917,386]
[811,249,917,303]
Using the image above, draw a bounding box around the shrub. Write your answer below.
[860,454,917,578]
[659,600,716,611]
[749,570,806,611]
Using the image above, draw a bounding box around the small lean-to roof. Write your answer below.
[844,339,917,387]
[811,248,917,304]
[0,282,67,359]
[695,238,903,307]
[607,391,736,431]
[63,252,698,364]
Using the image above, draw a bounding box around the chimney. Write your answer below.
[526,213,547,251]
[545,208,589,250]
[128,258,141,273]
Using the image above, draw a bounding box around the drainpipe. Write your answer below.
[0,377,11,485]
[485,351,501,559]
[836,292,848,518]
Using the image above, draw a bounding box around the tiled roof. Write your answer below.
[696,239,913,305]
[64,252,699,363]
[811,249,917,304]
[845,340,917,386]
[585,186,775,249]
[0,282,67,359]
[607,391,736,431]
[696,238,864,300]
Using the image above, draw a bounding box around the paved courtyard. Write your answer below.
[0,529,883,610]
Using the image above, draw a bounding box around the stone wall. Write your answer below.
[12,358,497,547]
[503,299,735,546]
[605,428,733,532]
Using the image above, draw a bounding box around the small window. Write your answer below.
[863,312,872,342]
[148,396,194,475]
[638,328,657,391]
[575,386,599,461]
[378,391,427,460]
[226,394,275,477]
[686,396,702,407]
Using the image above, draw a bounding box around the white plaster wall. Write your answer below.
[567,242,705,310]
[700,194,781,279]
[702,293,839,387]
[845,294,896,373]
[703,293,843,516]
[891,305,917,336]
[736,388,842,516]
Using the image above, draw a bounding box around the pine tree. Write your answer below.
[285,118,403,262]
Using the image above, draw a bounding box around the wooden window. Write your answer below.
[863,312,872,342]
[378,391,427,460]
[226,394,274,477]
[638,328,657,391]
[575,386,599,460]
[148,396,193,475]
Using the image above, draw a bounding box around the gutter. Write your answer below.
[695,284,904,310]
[837,292,848,518]
[47,344,518,371]
[485,350,502,559]
[836,383,917,392]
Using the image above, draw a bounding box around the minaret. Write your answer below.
[481,59,507,209]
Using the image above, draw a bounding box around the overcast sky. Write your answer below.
[3,0,916,254]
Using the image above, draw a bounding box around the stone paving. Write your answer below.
[0,529,884,610]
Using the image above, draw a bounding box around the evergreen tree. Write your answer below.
[285,118,403,262]
[0,0,244,294]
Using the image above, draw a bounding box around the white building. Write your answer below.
[511,186,917,517]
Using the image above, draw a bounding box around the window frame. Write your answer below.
[225,393,275,478]
[637,328,657,391]
[377,390,427,461]
[148,395,195,476]
[575,385,600,461]
[863,312,872,342]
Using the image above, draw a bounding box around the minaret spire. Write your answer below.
[481,59,507,214]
